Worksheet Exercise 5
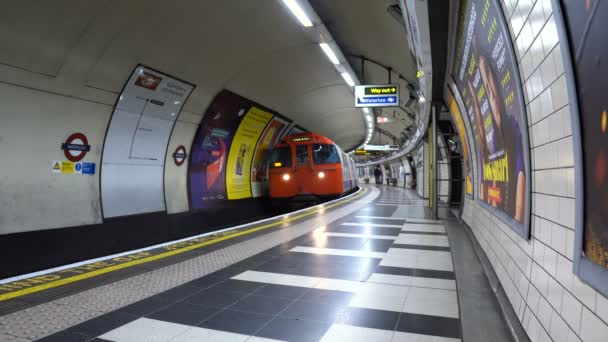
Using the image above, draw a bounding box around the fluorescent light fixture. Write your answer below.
[366,115,372,122]
[282,0,313,27]
[418,95,426,103]
[319,43,340,65]
[341,72,355,87]
[363,108,370,114]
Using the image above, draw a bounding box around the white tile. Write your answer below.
[561,290,582,333]
[342,222,402,228]
[580,307,608,342]
[100,318,191,342]
[538,296,553,329]
[232,271,320,288]
[402,224,446,233]
[246,338,286,342]
[381,249,454,272]
[571,276,597,310]
[549,311,570,342]
[349,292,406,312]
[172,327,250,342]
[289,246,385,259]
[402,287,459,318]
[597,294,608,326]
[547,277,564,312]
[367,273,456,291]
[319,324,393,342]
[392,331,461,342]
[324,232,396,240]
[556,255,573,291]
[315,278,365,293]
[543,247,558,276]
[394,234,450,247]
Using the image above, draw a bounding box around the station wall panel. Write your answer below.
[452,0,608,340]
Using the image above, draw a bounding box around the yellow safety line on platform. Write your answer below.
[0,187,368,301]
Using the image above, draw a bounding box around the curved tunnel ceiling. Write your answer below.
[309,0,418,158]
[0,0,367,150]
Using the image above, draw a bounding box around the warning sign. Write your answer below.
[52,161,61,173]
[61,161,75,174]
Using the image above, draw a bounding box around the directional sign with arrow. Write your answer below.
[355,84,399,108]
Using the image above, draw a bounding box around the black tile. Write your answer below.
[186,275,224,290]
[230,294,291,315]
[352,218,406,225]
[148,301,219,326]
[396,312,462,339]
[205,266,248,280]
[391,243,451,252]
[256,317,331,342]
[253,283,310,299]
[329,226,401,236]
[187,288,247,309]
[37,331,91,342]
[118,295,173,316]
[281,300,348,322]
[89,339,113,342]
[156,283,204,302]
[374,265,455,280]
[338,307,400,331]
[208,279,265,294]
[67,311,138,337]
[199,309,274,335]
[299,288,353,306]
[363,239,395,252]
[356,205,397,216]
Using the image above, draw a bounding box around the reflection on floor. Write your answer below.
[35,186,503,342]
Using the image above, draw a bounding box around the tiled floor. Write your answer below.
[28,186,511,342]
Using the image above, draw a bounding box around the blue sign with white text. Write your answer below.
[82,162,96,175]
[356,96,398,105]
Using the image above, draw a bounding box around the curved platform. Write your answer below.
[0,186,512,342]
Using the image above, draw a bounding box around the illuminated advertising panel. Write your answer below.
[452,0,530,237]
[189,91,292,208]
[561,0,608,272]
[447,89,473,196]
[226,107,273,200]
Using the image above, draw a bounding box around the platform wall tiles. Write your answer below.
[461,1,608,342]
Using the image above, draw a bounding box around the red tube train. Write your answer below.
[268,132,358,201]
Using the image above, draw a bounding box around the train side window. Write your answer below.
[296,145,308,165]
[312,144,340,164]
[270,147,292,168]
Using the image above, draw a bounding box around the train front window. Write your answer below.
[270,147,292,168]
[296,145,308,165]
[313,144,340,164]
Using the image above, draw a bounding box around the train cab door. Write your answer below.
[294,144,313,193]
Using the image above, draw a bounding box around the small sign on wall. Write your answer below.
[52,161,96,175]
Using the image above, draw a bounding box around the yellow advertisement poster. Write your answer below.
[61,161,75,174]
[447,91,473,196]
[226,106,273,199]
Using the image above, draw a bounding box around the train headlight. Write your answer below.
[318,171,325,179]
[282,173,291,181]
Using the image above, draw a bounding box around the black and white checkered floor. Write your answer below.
[34,187,495,342]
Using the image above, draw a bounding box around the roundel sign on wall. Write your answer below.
[173,145,188,166]
[61,133,91,162]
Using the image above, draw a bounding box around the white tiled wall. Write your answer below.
[461,1,608,341]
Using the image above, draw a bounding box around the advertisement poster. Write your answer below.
[101,65,194,218]
[561,0,608,269]
[447,90,473,196]
[251,117,289,197]
[189,91,248,208]
[452,0,530,236]
[189,90,291,208]
[226,107,273,199]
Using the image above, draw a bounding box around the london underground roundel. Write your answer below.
[61,133,91,162]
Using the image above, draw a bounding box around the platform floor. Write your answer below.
[0,186,512,342]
